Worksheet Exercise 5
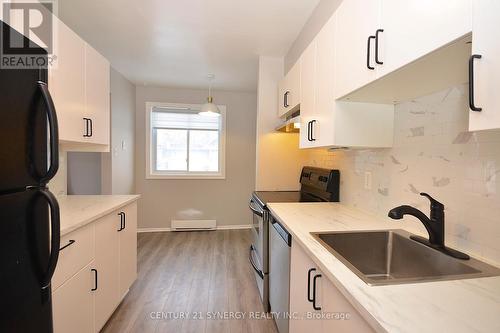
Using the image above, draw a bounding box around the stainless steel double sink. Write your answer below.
[312,229,500,285]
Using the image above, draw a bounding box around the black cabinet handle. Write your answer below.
[307,121,311,141]
[59,239,76,251]
[89,118,93,137]
[117,212,125,231]
[312,274,322,311]
[307,268,316,302]
[38,189,60,292]
[249,245,264,279]
[469,54,482,112]
[122,212,126,230]
[310,120,317,141]
[91,269,98,291]
[284,91,290,108]
[375,29,384,65]
[367,35,376,70]
[37,81,59,182]
[83,118,90,137]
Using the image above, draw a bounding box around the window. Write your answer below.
[146,102,226,179]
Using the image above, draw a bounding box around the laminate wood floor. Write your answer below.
[102,230,278,333]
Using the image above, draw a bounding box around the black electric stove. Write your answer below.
[248,167,340,313]
[252,167,340,207]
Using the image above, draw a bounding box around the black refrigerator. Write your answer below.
[0,21,60,333]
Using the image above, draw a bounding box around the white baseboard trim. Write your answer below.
[137,224,252,233]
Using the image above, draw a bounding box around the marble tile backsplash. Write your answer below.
[310,84,500,266]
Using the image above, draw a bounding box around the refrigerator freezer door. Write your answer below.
[0,21,53,192]
[0,189,58,333]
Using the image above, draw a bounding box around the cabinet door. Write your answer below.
[321,277,374,332]
[94,213,120,332]
[84,44,110,146]
[378,0,472,77]
[299,40,317,149]
[289,242,322,333]
[52,262,94,333]
[469,0,500,131]
[49,19,86,143]
[287,61,301,110]
[334,0,380,99]
[312,15,336,148]
[119,202,137,298]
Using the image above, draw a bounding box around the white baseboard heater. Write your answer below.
[171,219,217,231]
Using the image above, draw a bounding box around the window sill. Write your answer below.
[146,173,226,180]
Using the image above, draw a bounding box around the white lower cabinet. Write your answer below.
[118,203,138,298]
[52,262,95,333]
[94,212,121,332]
[52,202,138,333]
[289,242,374,333]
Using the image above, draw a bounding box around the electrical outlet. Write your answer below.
[364,171,372,190]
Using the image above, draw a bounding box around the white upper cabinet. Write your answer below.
[84,44,110,146]
[278,60,301,117]
[49,20,86,144]
[334,0,380,99]
[300,14,394,149]
[48,16,110,151]
[299,40,317,148]
[469,0,500,131]
[378,0,472,77]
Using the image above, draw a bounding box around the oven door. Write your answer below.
[249,198,269,311]
[249,198,268,269]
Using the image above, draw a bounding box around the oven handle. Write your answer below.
[249,200,263,217]
[249,245,264,279]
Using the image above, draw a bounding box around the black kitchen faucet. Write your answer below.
[388,193,470,260]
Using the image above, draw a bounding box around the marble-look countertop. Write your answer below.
[267,202,500,333]
[58,195,140,236]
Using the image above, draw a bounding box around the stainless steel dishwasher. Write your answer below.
[269,214,292,333]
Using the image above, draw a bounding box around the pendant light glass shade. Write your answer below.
[199,96,220,117]
[199,75,220,117]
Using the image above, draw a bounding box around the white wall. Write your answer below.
[135,86,257,229]
[101,68,136,194]
[284,0,342,73]
[310,84,500,266]
[67,152,102,195]
[255,56,316,190]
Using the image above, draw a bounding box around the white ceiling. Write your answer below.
[58,0,320,92]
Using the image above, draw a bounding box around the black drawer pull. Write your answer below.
[367,35,375,70]
[307,268,316,302]
[375,29,384,65]
[284,91,290,108]
[312,274,322,311]
[59,239,76,251]
[469,54,482,112]
[91,269,98,291]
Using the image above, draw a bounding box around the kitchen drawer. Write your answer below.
[52,262,94,333]
[52,223,95,290]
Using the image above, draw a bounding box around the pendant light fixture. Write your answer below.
[199,74,221,116]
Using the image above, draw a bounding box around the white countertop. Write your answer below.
[58,195,140,236]
[267,202,500,333]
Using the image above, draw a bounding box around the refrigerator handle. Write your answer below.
[38,189,60,292]
[37,81,59,182]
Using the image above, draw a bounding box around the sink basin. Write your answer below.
[312,229,500,285]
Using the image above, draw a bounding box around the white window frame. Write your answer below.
[145,102,226,179]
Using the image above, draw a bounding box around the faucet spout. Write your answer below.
[388,205,443,246]
[388,193,469,260]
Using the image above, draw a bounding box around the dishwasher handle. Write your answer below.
[270,216,292,246]
[249,245,264,279]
